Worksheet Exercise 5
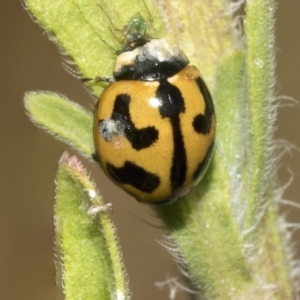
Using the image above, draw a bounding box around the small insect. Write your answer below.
[89,10,216,204]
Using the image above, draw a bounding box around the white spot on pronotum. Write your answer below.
[254,58,264,68]
[87,203,113,216]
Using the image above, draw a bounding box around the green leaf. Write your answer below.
[24,0,165,96]
[24,0,296,298]
[244,0,277,231]
[55,152,129,300]
[24,91,93,157]
[153,0,240,88]
[155,0,294,298]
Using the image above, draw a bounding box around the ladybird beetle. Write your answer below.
[91,13,216,204]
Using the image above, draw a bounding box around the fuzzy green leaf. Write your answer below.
[153,0,239,88]
[24,0,165,96]
[24,0,296,298]
[156,0,294,297]
[244,0,277,231]
[24,91,93,157]
[55,152,129,300]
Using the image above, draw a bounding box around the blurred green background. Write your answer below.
[1,1,299,299]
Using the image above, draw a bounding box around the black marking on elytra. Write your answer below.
[192,77,215,135]
[193,142,214,180]
[156,79,187,192]
[106,161,160,193]
[101,94,159,150]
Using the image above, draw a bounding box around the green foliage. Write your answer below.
[244,0,277,230]
[24,0,165,96]
[56,152,129,300]
[24,92,93,157]
[24,0,295,298]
